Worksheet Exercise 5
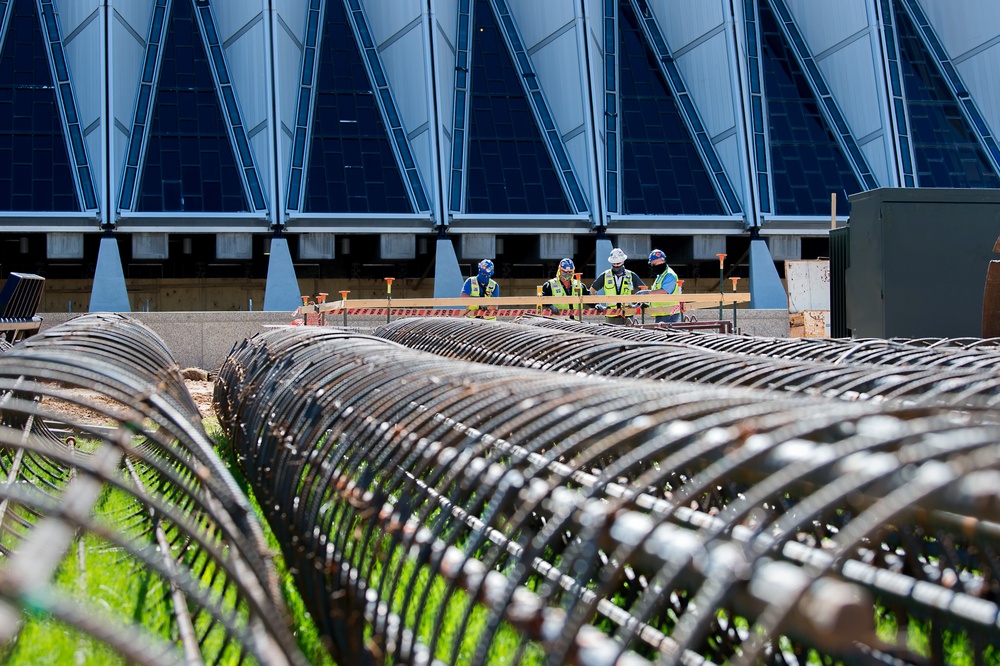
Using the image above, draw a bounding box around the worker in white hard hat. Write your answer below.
[589,247,645,325]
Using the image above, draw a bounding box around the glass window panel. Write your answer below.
[617,0,722,215]
[464,0,569,214]
[138,0,246,211]
[0,0,78,210]
[758,0,861,215]
[304,0,411,213]
[894,1,1000,188]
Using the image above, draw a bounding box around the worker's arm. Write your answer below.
[641,273,677,295]
[460,279,473,298]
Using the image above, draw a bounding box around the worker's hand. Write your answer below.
[636,290,649,295]
[595,303,606,313]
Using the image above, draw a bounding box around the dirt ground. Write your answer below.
[41,379,217,429]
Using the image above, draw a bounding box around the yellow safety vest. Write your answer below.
[547,277,584,312]
[648,267,681,316]
[602,270,634,317]
[467,279,498,320]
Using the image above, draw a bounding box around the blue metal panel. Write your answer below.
[766,0,878,191]
[136,0,249,212]
[344,0,429,212]
[489,0,587,213]
[194,2,266,210]
[759,0,864,216]
[449,0,472,213]
[285,0,321,211]
[462,0,571,215]
[896,0,1000,185]
[0,0,79,211]
[302,0,412,213]
[629,0,740,215]
[617,0,724,216]
[877,0,917,187]
[603,0,618,215]
[743,0,772,215]
[39,0,97,209]
[118,0,168,211]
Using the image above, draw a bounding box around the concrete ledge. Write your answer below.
[37,308,792,371]
[39,311,298,371]
[686,308,790,338]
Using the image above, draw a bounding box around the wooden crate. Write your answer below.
[790,310,830,338]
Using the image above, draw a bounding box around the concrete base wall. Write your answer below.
[39,311,298,371]
[686,308,790,338]
[37,308,791,372]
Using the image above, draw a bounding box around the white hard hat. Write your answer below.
[608,248,627,263]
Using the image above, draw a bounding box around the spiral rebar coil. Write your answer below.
[215,325,1000,666]
[369,317,1000,408]
[519,315,1000,373]
[0,313,306,666]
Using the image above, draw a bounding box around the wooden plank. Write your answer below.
[314,293,751,312]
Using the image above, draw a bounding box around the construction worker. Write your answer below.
[541,258,586,320]
[590,248,645,325]
[461,258,500,320]
[637,249,682,323]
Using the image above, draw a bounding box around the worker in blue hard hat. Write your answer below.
[540,258,586,320]
[461,258,500,320]
[635,249,682,323]
[589,247,645,325]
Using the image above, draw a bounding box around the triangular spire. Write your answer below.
[465,0,570,214]
[893,0,1000,188]
[0,0,78,211]
[617,0,723,215]
[304,0,412,213]
[138,0,247,211]
[758,0,861,216]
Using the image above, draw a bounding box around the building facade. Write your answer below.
[0,0,997,297]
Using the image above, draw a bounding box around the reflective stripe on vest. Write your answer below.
[648,267,681,316]
[603,270,633,317]
[547,278,583,311]
[468,279,498,319]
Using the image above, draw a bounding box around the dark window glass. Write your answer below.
[304,0,411,213]
[759,0,862,216]
[894,1,999,188]
[465,0,570,214]
[139,0,247,211]
[618,0,722,215]
[0,0,78,211]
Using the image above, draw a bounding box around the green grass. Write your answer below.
[209,423,335,666]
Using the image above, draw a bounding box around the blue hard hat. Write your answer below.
[648,249,667,264]
[478,259,495,277]
[558,258,575,271]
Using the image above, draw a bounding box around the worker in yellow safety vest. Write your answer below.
[541,258,586,320]
[589,248,645,325]
[637,249,682,323]
[461,259,499,320]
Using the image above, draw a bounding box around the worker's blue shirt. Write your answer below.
[462,277,500,297]
[655,270,677,294]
